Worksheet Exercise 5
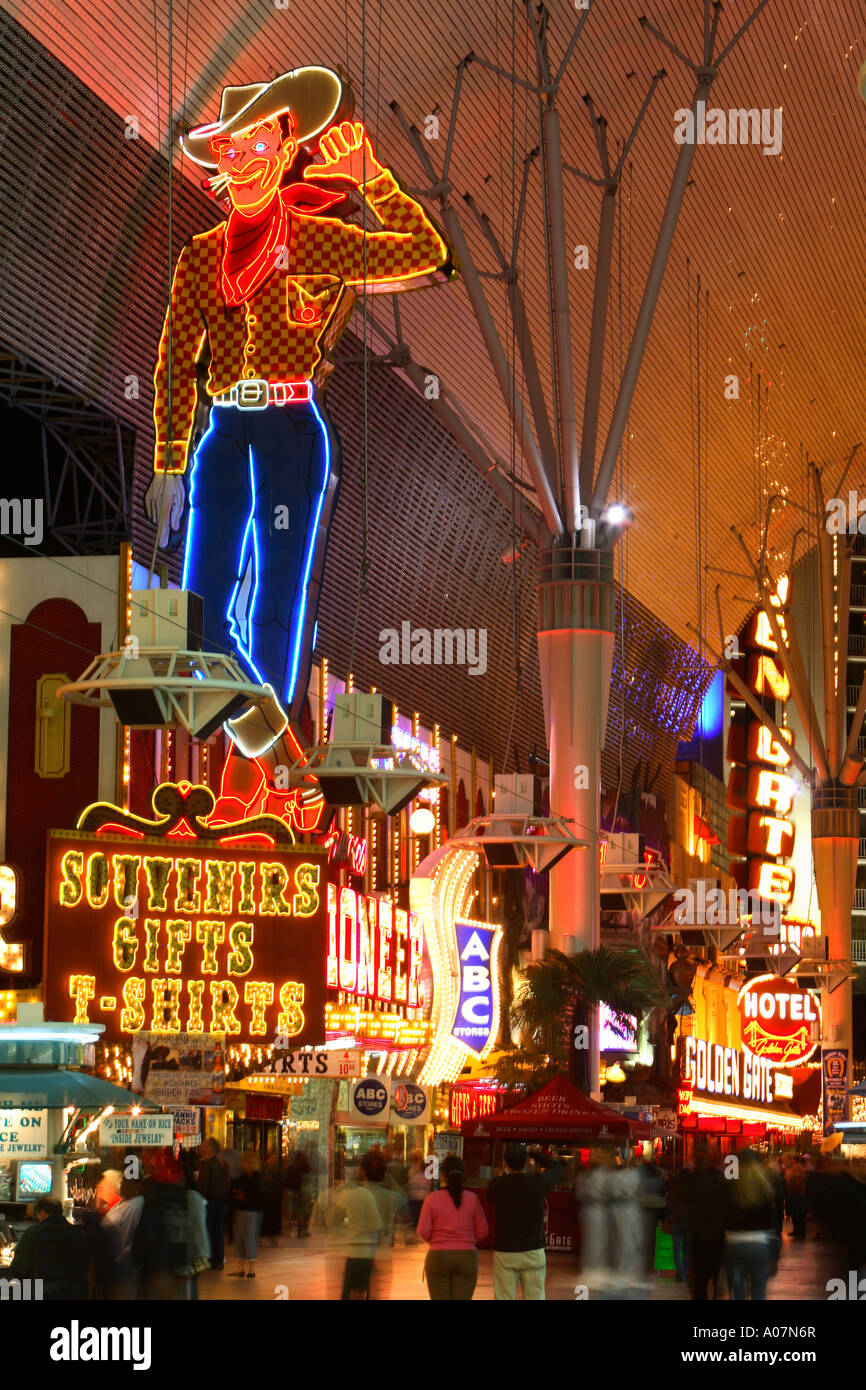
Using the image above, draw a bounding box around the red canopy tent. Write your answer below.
[460,1073,631,1141]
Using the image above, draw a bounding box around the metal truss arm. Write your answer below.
[591,0,773,517]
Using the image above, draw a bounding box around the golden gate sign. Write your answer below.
[728,576,797,908]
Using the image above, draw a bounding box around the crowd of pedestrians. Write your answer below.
[597,1148,866,1301]
[10,1135,866,1300]
[6,1137,316,1300]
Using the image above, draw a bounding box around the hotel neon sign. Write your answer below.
[737,974,821,1068]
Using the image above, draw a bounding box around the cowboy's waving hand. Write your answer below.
[304,121,383,187]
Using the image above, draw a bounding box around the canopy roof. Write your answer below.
[461,1072,629,1140]
[0,1067,160,1111]
[5,0,865,647]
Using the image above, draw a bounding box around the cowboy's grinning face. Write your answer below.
[211,118,297,212]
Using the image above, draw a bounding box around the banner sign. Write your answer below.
[262,1047,361,1079]
[451,922,497,1056]
[0,1110,48,1159]
[99,1112,174,1147]
[44,832,329,1045]
[348,1076,390,1124]
[132,1032,226,1107]
[390,1082,430,1125]
[822,1048,849,1135]
[654,1110,679,1134]
[169,1106,201,1140]
[433,1132,461,1158]
[244,1094,282,1122]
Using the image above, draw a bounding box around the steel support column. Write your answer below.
[537,542,615,1092]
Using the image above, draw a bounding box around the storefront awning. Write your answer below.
[0,1068,160,1110]
[461,1073,629,1140]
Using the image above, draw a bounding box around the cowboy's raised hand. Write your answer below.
[303,121,383,186]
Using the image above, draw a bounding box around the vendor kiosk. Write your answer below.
[460,1074,636,1252]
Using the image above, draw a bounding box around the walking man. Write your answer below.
[485,1143,562,1301]
[197,1136,230,1269]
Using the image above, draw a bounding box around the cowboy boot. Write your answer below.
[208,740,327,834]
[258,733,328,833]
[213,700,327,832]
[207,743,269,825]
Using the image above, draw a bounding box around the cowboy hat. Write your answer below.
[183,66,342,168]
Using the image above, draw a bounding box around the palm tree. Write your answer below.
[493,946,661,1094]
[490,1040,562,1093]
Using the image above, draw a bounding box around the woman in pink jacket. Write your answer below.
[417,1156,488,1299]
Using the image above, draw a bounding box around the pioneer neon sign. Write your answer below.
[326,882,424,1009]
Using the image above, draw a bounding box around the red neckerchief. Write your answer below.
[220,184,343,308]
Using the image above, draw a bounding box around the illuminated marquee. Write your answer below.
[43,831,329,1044]
[737,975,821,1068]
[728,576,796,908]
[683,1034,776,1105]
[449,1085,503,1129]
[412,845,502,1084]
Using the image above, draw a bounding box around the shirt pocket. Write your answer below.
[284,275,339,328]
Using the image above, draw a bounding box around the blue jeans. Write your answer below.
[205,1199,226,1267]
[672,1221,690,1282]
[725,1240,770,1300]
[182,398,339,718]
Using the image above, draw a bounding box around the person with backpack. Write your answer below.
[197,1136,230,1269]
[485,1143,562,1300]
[132,1148,193,1299]
[417,1155,488,1300]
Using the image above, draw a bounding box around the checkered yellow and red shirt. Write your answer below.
[153,169,448,472]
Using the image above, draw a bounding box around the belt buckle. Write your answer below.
[238,378,269,410]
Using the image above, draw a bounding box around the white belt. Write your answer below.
[212,379,313,410]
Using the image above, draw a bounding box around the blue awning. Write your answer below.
[0,1068,160,1110]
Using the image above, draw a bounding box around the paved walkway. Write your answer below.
[197,1225,840,1302]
